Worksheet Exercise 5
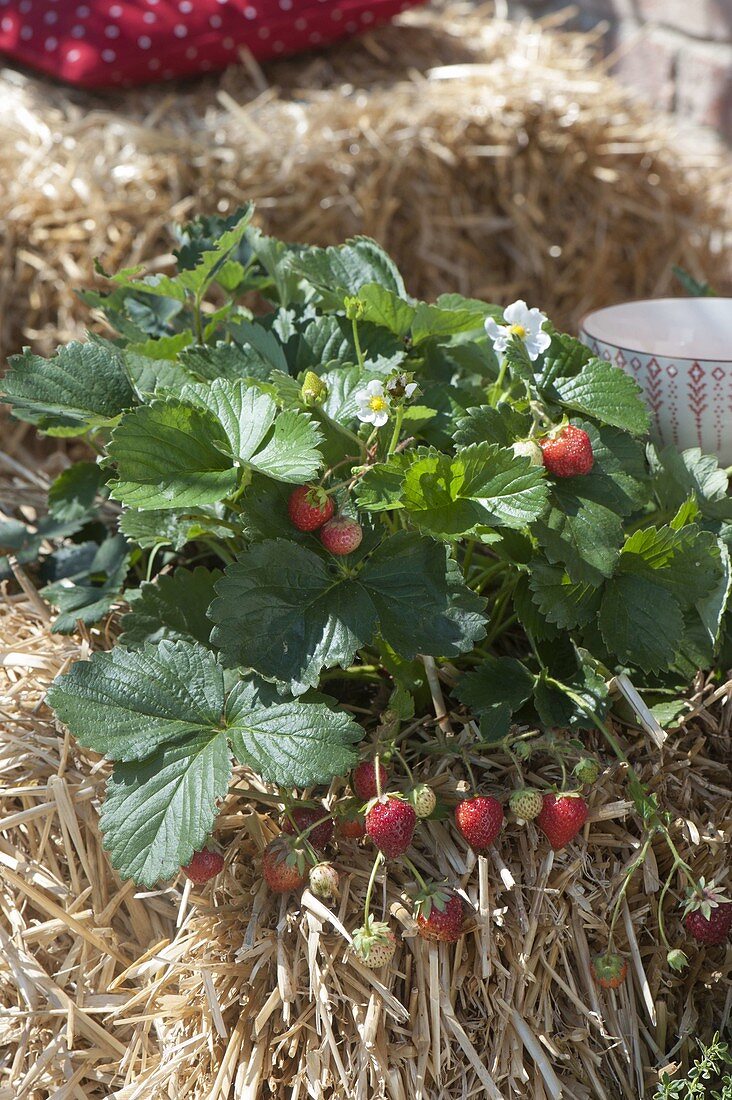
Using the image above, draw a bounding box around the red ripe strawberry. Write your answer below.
[365,795,416,859]
[353,759,389,802]
[283,806,334,850]
[683,880,732,945]
[540,425,594,478]
[536,793,588,850]
[337,811,367,840]
[592,953,628,990]
[262,836,308,894]
[415,888,464,943]
[351,918,397,969]
[182,848,224,884]
[320,515,363,555]
[454,796,504,852]
[288,484,334,532]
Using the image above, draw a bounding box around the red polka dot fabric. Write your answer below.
[0,0,426,87]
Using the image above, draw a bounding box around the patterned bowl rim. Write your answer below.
[579,296,732,365]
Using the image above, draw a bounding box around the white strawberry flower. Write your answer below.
[355,379,391,427]
[484,300,551,361]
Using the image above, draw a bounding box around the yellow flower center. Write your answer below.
[369,396,388,412]
[509,324,527,339]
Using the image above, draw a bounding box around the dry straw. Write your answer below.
[0,1,730,361]
[1,445,731,1099]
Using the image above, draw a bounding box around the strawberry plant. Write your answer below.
[2,204,731,911]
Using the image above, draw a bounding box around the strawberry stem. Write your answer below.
[363,851,384,923]
[387,406,404,456]
[607,835,652,945]
[403,855,428,892]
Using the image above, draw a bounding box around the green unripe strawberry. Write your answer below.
[509,788,543,821]
[301,371,328,405]
[574,757,600,785]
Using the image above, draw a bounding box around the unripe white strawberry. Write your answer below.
[351,918,397,969]
[309,862,339,899]
[410,783,437,819]
[512,440,543,466]
[509,788,543,821]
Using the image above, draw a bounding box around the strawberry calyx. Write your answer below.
[267,833,309,876]
[682,877,731,921]
[412,882,454,922]
[351,915,397,968]
[363,789,408,815]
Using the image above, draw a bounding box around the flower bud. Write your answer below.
[344,296,365,322]
[666,948,688,972]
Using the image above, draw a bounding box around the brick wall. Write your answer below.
[506,0,732,144]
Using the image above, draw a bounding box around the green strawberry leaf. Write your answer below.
[50,635,366,883]
[179,342,275,385]
[290,237,407,308]
[538,331,593,386]
[453,404,532,448]
[528,560,603,630]
[650,446,732,522]
[533,663,608,729]
[455,655,535,715]
[618,524,724,607]
[598,572,684,672]
[226,679,361,786]
[180,379,323,483]
[354,454,412,513]
[400,443,548,536]
[41,534,130,634]
[359,536,486,658]
[120,566,222,649]
[107,212,252,303]
[356,284,415,338]
[534,491,624,585]
[48,462,104,523]
[2,343,136,434]
[101,731,232,887]
[119,507,228,550]
[108,399,238,510]
[47,639,226,761]
[209,533,486,692]
[410,301,489,345]
[227,320,291,375]
[209,539,376,692]
[548,358,650,436]
[123,349,198,398]
[512,574,561,641]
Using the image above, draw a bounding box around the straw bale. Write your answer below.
[0,0,730,361]
[1,452,730,1099]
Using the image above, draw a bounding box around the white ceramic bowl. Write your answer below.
[579,298,732,467]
